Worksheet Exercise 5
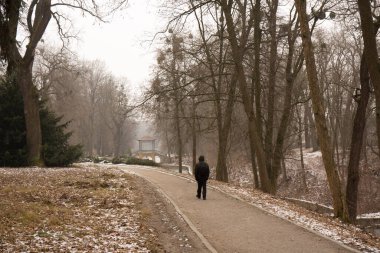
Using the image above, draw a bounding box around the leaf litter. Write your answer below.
[0,166,153,252]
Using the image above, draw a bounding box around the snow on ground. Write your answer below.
[163,167,380,253]
[1,163,378,252]
[211,182,379,253]
[359,213,380,219]
[0,166,153,252]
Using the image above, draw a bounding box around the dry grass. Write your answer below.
[0,166,151,252]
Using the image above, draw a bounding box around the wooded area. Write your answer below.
[0,0,379,224]
[145,0,380,223]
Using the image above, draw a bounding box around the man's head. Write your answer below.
[198,155,205,162]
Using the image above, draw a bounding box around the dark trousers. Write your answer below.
[197,180,207,199]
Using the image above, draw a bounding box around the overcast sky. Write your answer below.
[71,0,166,93]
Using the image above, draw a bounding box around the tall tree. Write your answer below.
[1,0,52,165]
[294,0,348,220]
[264,0,279,186]
[346,52,371,222]
[219,0,272,193]
[356,0,380,152]
[0,0,127,165]
[191,2,237,182]
[252,0,262,188]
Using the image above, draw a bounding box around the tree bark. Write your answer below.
[17,61,43,165]
[346,53,371,223]
[174,98,183,173]
[304,109,311,148]
[251,0,262,188]
[271,19,298,192]
[1,0,52,165]
[295,0,348,220]
[264,0,278,186]
[297,106,308,191]
[357,0,380,152]
[220,0,272,193]
[192,98,197,173]
[216,75,237,182]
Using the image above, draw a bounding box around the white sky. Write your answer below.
[71,0,166,93]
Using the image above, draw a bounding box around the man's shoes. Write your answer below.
[196,195,200,199]
[203,197,206,200]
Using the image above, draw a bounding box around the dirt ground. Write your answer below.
[1,165,378,252]
[0,166,207,252]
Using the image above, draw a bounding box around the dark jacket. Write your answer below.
[194,161,210,182]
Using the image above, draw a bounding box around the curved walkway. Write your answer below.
[122,165,355,253]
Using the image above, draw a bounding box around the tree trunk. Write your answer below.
[192,3,231,181]
[295,0,348,220]
[89,109,95,157]
[113,123,123,158]
[253,0,263,142]
[281,157,287,183]
[216,74,237,182]
[220,0,272,193]
[216,137,229,181]
[305,100,319,151]
[271,22,297,192]
[341,94,354,163]
[175,99,183,173]
[192,98,197,173]
[264,0,279,186]
[297,106,308,191]
[304,110,311,149]
[251,0,262,188]
[1,0,52,166]
[346,53,371,223]
[250,148,260,188]
[17,62,43,165]
[357,0,380,152]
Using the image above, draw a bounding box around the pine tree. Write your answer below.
[40,107,82,167]
[0,78,28,166]
[0,77,82,167]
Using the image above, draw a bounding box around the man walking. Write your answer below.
[194,155,210,200]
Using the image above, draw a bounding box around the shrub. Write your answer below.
[125,157,158,167]
[111,157,126,164]
[111,156,158,166]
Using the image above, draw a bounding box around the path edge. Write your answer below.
[123,169,218,253]
[141,167,362,253]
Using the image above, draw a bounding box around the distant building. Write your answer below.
[135,136,161,163]
[138,136,156,151]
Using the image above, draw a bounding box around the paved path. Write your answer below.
[122,166,355,253]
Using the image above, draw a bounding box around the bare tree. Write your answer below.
[191,1,238,182]
[219,0,272,193]
[0,0,127,165]
[294,0,348,220]
[356,0,380,152]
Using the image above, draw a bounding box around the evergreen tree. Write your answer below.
[0,78,28,166]
[40,107,82,167]
[0,77,82,167]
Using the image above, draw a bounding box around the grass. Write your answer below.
[0,167,150,252]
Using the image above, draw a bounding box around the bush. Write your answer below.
[125,157,158,166]
[111,156,158,166]
[111,157,126,164]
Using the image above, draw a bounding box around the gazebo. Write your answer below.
[135,136,160,162]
